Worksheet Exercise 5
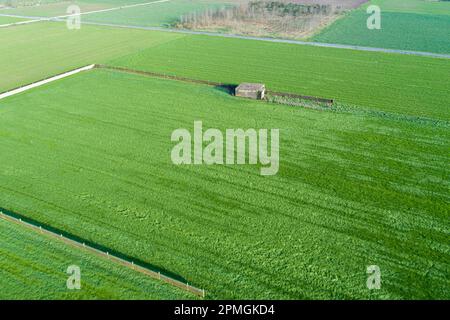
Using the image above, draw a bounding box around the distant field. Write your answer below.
[0,22,182,92]
[109,35,450,120]
[370,0,450,15]
[1,0,234,27]
[0,0,61,6]
[0,69,448,299]
[1,22,449,120]
[0,0,120,17]
[312,0,450,54]
[0,15,28,24]
[0,1,109,17]
[82,0,232,27]
[313,10,450,54]
[0,0,158,17]
[0,218,193,299]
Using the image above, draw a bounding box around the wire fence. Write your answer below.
[0,210,205,298]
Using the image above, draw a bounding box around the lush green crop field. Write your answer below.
[1,1,112,17]
[369,0,450,15]
[109,35,450,121]
[82,0,232,27]
[0,0,61,6]
[312,0,450,54]
[2,0,232,26]
[0,69,448,299]
[0,22,181,92]
[4,22,449,122]
[0,0,158,17]
[313,10,450,54]
[0,218,193,299]
[0,15,28,24]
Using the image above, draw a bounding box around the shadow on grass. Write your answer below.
[0,206,189,284]
[214,84,237,95]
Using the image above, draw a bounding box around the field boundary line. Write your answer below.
[96,64,225,86]
[0,18,42,28]
[0,13,48,19]
[0,1,169,27]
[61,21,450,60]
[96,64,334,103]
[0,209,205,298]
[1,10,449,59]
[0,65,95,100]
[58,0,170,19]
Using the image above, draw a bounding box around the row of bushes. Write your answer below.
[178,1,335,27]
[248,1,332,16]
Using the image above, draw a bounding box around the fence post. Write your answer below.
[0,209,204,297]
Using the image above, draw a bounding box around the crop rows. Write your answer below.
[109,35,450,121]
[0,69,448,299]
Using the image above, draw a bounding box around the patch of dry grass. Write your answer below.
[176,0,368,39]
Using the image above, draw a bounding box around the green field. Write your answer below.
[3,23,450,122]
[0,217,193,299]
[369,0,450,15]
[0,68,448,299]
[109,34,450,121]
[0,1,111,17]
[0,22,182,92]
[1,0,233,26]
[1,10,449,300]
[82,0,232,27]
[0,0,157,17]
[0,0,61,5]
[0,15,28,24]
[312,0,450,54]
[313,10,450,54]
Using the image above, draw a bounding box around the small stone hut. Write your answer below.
[235,83,266,100]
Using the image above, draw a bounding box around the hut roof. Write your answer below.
[236,83,265,92]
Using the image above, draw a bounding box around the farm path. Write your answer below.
[78,21,450,59]
[0,65,95,99]
[1,11,449,59]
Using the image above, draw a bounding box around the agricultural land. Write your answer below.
[0,0,449,300]
[313,0,450,54]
